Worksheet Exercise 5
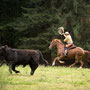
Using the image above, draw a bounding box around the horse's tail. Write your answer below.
[37,50,48,66]
[83,50,90,62]
[84,50,89,57]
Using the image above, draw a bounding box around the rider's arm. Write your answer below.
[62,33,67,37]
[64,36,69,42]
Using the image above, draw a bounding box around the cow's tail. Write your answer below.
[37,50,48,66]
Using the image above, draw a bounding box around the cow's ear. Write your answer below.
[4,45,8,48]
[2,45,8,51]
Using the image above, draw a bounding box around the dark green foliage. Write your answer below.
[0,0,22,21]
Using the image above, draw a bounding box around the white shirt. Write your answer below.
[64,34,73,44]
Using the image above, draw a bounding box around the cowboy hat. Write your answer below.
[58,27,64,35]
[65,32,69,35]
[58,27,64,31]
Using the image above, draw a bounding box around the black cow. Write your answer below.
[0,45,48,75]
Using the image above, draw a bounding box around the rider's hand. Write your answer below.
[62,33,64,35]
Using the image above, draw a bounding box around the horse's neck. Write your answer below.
[56,43,64,56]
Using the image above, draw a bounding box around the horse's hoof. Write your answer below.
[52,64,55,66]
[52,65,54,67]
[52,64,55,67]
[79,67,82,69]
[59,61,65,64]
[69,66,72,68]
[52,63,55,66]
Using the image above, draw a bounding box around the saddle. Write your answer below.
[64,44,77,56]
[68,45,77,50]
[65,44,76,50]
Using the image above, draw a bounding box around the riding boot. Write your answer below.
[64,49,68,56]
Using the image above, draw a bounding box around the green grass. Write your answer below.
[0,65,90,90]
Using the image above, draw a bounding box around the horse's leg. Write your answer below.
[69,55,81,68]
[52,57,59,66]
[58,61,64,64]
[69,61,77,68]
[52,56,64,66]
[79,60,84,68]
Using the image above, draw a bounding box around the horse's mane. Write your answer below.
[53,39,64,45]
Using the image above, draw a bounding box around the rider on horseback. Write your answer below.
[58,27,73,56]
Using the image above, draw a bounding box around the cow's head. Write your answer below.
[0,45,8,55]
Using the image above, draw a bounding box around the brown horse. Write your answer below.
[49,39,85,68]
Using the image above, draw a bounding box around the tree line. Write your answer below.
[0,0,90,63]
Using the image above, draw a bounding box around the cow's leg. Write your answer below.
[9,64,12,74]
[0,62,4,67]
[0,60,7,67]
[12,64,20,73]
[29,62,38,75]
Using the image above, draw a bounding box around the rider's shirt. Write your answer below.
[64,34,73,44]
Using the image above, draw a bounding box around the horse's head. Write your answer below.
[49,39,63,49]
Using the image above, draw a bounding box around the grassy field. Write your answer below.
[0,65,90,90]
